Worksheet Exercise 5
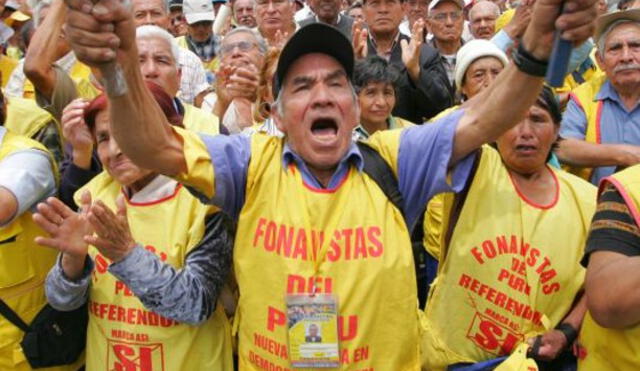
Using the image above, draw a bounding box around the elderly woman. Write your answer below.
[33,83,234,370]
[352,55,415,140]
[430,39,508,121]
[421,87,596,370]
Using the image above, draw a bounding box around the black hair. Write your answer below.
[535,85,562,126]
[353,55,401,97]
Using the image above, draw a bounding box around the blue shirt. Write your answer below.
[196,109,475,228]
[560,80,640,184]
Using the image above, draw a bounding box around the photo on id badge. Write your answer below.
[286,294,340,368]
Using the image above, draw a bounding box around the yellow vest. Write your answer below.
[75,172,233,371]
[175,36,219,72]
[233,132,421,370]
[422,146,596,370]
[68,62,101,100]
[22,61,98,100]
[0,129,79,371]
[0,55,18,88]
[5,97,56,139]
[564,74,608,181]
[578,165,640,371]
[555,64,603,95]
[183,102,220,135]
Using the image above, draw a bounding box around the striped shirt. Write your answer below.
[582,183,640,266]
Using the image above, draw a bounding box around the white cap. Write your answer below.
[428,0,464,12]
[183,0,216,24]
[4,0,19,10]
[454,39,508,90]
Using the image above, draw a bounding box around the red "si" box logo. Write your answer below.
[107,340,165,371]
[466,313,523,356]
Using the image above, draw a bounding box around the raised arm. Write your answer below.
[450,0,597,165]
[24,0,67,100]
[63,2,186,176]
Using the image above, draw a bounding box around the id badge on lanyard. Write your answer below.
[284,165,353,368]
[286,294,340,368]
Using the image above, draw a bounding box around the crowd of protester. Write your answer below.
[1,0,640,368]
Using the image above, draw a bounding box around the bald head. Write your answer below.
[469,1,499,39]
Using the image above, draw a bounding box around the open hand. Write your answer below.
[85,196,136,263]
[401,18,425,82]
[33,191,93,258]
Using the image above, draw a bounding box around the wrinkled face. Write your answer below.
[273,54,359,173]
[363,0,405,36]
[496,104,558,174]
[233,0,258,27]
[188,20,213,41]
[94,111,153,187]
[219,31,264,69]
[358,81,395,129]
[132,0,171,29]
[598,23,640,90]
[469,3,497,39]
[402,0,429,28]
[347,6,363,21]
[310,0,342,22]
[460,56,503,99]
[255,0,295,37]
[169,8,188,36]
[137,37,181,97]
[428,1,463,44]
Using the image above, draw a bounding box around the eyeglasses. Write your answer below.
[220,41,258,54]
[430,11,462,22]
[255,0,288,7]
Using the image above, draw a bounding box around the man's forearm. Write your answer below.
[557,139,630,167]
[586,252,640,328]
[105,49,186,176]
[24,0,66,100]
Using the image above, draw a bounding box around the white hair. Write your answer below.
[136,25,181,63]
[597,19,640,58]
[217,26,268,55]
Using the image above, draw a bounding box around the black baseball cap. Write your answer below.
[272,23,355,98]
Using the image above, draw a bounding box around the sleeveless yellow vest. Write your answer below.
[234,133,421,370]
[577,164,640,371]
[22,61,97,100]
[0,55,18,88]
[183,102,220,135]
[75,172,233,371]
[0,129,79,371]
[564,74,607,181]
[421,146,596,370]
[5,97,56,139]
[68,62,101,100]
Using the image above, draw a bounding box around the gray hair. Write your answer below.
[136,25,181,62]
[469,1,500,21]
[34,0,52,26]
[217,26,268,55]
[597,19,640,57]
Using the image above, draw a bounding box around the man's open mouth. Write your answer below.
[311,118,339,138]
